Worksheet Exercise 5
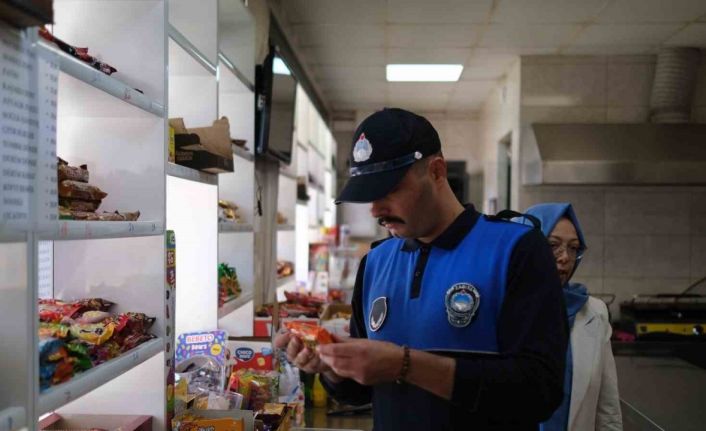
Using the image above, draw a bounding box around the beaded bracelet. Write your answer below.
[395,345,410,384]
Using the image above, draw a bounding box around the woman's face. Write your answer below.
[548,218,581,285]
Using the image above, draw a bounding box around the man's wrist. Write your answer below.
[322,369,343,384]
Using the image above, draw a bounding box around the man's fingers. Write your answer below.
[286,336,303,362]
[318,340,359,357]
[320,354,355,378]
[274,331,291,349]
[293,347,315,369]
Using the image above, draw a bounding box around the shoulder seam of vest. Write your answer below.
[370,236,393,249]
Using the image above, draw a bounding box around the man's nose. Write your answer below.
[371,198,386,217]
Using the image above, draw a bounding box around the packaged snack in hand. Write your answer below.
[283,321,334,348]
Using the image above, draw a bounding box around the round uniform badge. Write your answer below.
[445,283,480,328]
[353,133,373,163]
[369,296,388,332]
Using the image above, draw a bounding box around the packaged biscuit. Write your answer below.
[59,198,101,212]
[57,158,89,183]
[283,321,334,348]
[58,180,108,201]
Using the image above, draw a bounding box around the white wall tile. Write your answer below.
[606,107,650,122]
[690,236,706,279]
[690,191,706,235]
[604,235,691,278]
[606,63,654,107]
[574,234,604,278]
[605,191,691,235]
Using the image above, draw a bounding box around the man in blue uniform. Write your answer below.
[274,108,568,430]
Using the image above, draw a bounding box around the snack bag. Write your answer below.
[284,321,334,348]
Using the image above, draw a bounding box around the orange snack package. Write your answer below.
[284,321,334,347]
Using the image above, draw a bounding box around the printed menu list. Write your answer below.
[0,25,58,232]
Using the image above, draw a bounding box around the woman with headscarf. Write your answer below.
[521,203,622,431]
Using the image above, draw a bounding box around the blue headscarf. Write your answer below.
[520,203,589,431]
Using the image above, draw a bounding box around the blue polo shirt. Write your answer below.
[322,206,568,431]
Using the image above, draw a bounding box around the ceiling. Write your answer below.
[274,0,706,116]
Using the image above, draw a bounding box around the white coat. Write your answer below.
[568,296,623,430]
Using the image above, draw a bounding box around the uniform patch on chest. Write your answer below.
[445,283,480,328]
[369,296,388,332]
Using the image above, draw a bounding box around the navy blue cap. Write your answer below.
[335,108,441,204]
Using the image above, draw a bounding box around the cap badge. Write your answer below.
[353,133,373,163]
[445,283,480,328]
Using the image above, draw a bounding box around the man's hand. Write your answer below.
[274,329,332,375]
[317,337,403,386]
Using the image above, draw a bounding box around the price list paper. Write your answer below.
[0,25,58,234]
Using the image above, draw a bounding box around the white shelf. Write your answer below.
[277,224,295,232]
[233,144,254,162]
[38,338,163,416]
[0,406,24,431]
[218,291,254,319]
[219,222,253,233]
[279,170,297,181]
[218,52,254,92]
[37,41,165,118]
[39,220,164,241]
[168,24,216,75]
[276,275,295,289]
[166,162,218,185]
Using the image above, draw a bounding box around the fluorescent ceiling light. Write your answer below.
[386,64,463,82]
[273,57,291,75]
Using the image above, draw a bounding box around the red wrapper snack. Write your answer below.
[284,321,334,347]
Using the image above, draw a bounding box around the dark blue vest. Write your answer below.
[362,216,531,353]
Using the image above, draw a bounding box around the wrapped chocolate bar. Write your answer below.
[59,180,108,201]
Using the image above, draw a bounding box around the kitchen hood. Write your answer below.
[524,47,706,186]
[525,123,706,185]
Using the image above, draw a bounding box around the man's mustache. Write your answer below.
[377,216,405,226]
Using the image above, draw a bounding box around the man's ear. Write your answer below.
[428,156,447,182]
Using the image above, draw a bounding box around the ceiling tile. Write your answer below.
[284,0,387,24]
[300,47,386,66]
[664,23,706,46]
[480,24,580,48]
[574,24,682,46]
[313,66,386,87]
[493,0,608,24]
[386,48,473,64]
[562,45,656,55]
[293,24,385,48]
[388,98,451,112]
[386,0,492,24]
[461,54,517,80]
[388,24,481,48]
[596,0,706,24]
[388,82,455,99]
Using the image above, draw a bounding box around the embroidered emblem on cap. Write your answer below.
[369,296,388,332]
[445,283,480,328]
[353,133,373,163]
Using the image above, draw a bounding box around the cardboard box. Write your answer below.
[228,340,274,371]
[39,413,152,431]
[174,132,234,174]
[319,303,352,321]
[173,409,253,431]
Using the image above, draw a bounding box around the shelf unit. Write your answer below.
[167,0,219,340]
[0,0,172,429]
[214,0,257,338]
[1,1,337,429]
